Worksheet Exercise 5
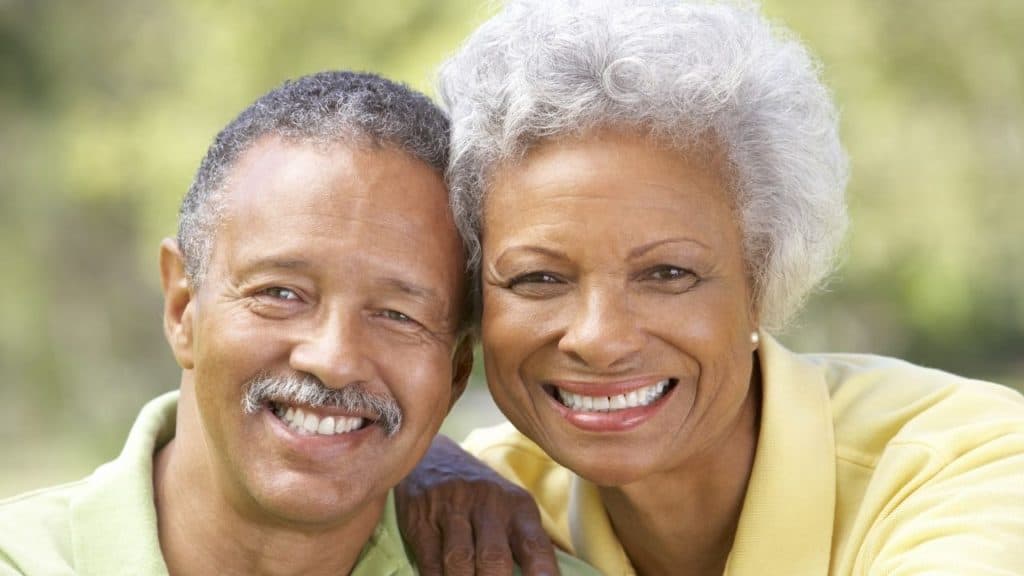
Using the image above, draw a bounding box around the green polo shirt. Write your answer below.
[0,392,597,575]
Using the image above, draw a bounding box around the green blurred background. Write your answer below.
[2,0,1022,498]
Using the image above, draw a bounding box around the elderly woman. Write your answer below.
[398,1,1024,574]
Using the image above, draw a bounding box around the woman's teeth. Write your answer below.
[272,404,366,436]
[556,379,673,412]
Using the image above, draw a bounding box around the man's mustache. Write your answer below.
[242,372,403,436]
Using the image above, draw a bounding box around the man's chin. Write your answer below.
[224,408,396,528]
[245,471,388,530]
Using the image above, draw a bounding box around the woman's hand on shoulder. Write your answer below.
[395,435,559,576]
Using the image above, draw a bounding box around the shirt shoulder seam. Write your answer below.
[0,480,88,507]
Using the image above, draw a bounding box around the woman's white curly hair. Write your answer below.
[438,0,849,330]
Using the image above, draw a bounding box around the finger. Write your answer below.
[442,514,476,576]
[403,521,446,576]
[510,509,559,576]
[473,509,515,576]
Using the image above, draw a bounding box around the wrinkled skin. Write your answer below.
[396,436,558,576]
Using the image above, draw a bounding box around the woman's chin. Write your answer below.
[539,430,670,487]
[548,438,659,483]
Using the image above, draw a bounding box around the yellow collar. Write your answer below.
[566,334,837,576]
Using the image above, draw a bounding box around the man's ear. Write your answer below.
[160,238,195,370]
[447,336,475,412]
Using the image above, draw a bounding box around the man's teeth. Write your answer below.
[273,404,366,436]
[556,379,672,412]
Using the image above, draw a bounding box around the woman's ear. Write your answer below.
[160,238,195,370]
[746,281,761,350]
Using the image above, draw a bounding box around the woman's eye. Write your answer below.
[261,287,301,301]
[644,266,700,290]
[648,266,691,281]
[505,271,569,298]
[508,272,562,287]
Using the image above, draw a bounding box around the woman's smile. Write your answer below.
[544,376,680,432]
[548,377,677,412]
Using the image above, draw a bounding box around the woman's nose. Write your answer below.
[557,289,646,370]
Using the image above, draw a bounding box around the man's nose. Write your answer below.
[557,288,645,370]
[289,309,373,388]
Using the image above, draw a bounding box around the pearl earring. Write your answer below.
[750,331,760,346]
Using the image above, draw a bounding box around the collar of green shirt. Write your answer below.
[67,391,416,576]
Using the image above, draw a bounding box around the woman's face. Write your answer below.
[481,130,759,486]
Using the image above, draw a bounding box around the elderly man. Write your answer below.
[0,70,596,576]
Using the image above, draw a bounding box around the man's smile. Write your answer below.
[271,402,371,436]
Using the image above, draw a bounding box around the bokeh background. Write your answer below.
[2,0,1022,498]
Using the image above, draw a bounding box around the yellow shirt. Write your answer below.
[463,334,1024,575]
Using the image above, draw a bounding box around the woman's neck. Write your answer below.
[600,374,762,576]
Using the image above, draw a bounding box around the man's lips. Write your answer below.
[268,401,375,437]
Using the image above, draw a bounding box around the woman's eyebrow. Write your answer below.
[628,237,711,259]
[492,245,568,266]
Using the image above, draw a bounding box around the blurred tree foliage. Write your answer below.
[763,0,1024,378]
[1,0,1022,494]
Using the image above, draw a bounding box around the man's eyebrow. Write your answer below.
[238,258,311,274]
[235,261,443,303]
[377,277,441,304]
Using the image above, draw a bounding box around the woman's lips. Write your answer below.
[543,378,679,431]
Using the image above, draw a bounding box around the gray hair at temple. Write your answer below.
[438,0,849,330]
[178,70,452,288]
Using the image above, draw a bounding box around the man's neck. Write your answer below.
[152,403,384,576]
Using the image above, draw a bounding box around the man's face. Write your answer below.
[172,137,469,526]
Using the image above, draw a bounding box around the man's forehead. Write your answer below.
[206,135,465,293]
[223,136,447,219]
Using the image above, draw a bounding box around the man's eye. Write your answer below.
[382,309,415,323]
[261,287,300,301]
